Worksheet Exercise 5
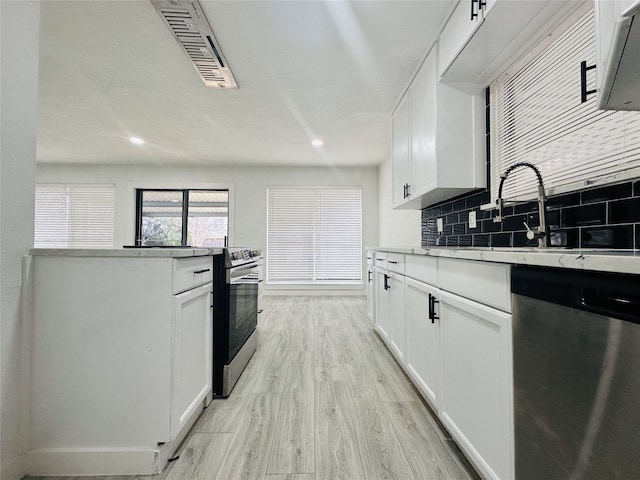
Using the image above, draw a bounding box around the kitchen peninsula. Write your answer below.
[25,248,219,475]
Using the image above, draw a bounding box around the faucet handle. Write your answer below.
[523,221,535,240]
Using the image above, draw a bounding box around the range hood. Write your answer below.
[597,1,640,110]
[150,0,237,89]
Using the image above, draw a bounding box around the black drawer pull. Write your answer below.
[580,61,597,103]
[194,268,211,274]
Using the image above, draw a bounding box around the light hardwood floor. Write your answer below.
[25,296,478,480]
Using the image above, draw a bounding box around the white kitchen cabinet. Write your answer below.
[405,277,440,410]
[438,289,513,480]
[171,283,212,438]
[439,0,575,84]
[374,256,406,364]
[28,251,214,475]
[392,46,485,210]
[366,252,375,323]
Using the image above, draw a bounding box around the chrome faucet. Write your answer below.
[494,162,548,248]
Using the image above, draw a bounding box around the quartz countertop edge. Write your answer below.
[29,248,223,258]
[367,247,640,274]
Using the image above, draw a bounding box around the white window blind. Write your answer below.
[34,184,115,248]
[266,187,362,284]
[491,4,640,202]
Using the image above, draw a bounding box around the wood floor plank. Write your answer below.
[160,433,233,480]
[214,393,281,480]
[266,350,315,475]
[264,475,315,480]
[383,401,476,480]
[348,396,415,480]
[252,330,292,394]
[315,381,366,480]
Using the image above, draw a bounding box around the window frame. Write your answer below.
[134,188,230,247]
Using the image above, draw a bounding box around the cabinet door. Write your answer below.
[387,272,406,364]
[171,282,213,439]
[367,266,375,323]
[392,94,411,207]
[438,0,484,75]
[438,290,514,480]
[405,278,440,410]
[375,269,390,341]
[410,50,437,196]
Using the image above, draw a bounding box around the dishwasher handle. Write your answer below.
[581,287,640,323]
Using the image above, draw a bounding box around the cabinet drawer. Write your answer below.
[374,251,388,270]
[405,255,438,285]
[438,258,511,312]
[173,256,213,294]
[387,253,405,274]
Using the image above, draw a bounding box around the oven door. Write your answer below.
[227,263,259,363]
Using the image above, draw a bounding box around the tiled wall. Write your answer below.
[421,180,640,249]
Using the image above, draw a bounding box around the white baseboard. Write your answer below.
[24,447,163,476]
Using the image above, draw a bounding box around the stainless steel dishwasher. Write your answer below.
[512,264,640,480]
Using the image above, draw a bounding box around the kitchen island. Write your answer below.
[25,248,220,476]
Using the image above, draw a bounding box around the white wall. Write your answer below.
[36,163,379,294]
[1,2,40,479]
[377,155,421,246]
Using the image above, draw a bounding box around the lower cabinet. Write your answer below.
[368,251,514,480]
[405,277,440,410]
[366,264,375,323]
[171,283,213,439]
[438,289,514,480]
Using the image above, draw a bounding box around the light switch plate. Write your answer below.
[437,217,443,233]
[469,210,477,229]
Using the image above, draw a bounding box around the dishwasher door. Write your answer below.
[512,265,640,480]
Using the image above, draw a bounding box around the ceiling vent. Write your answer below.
[150,0,237,88]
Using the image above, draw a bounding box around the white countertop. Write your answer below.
[30,248,223,258]
[367,246,640,274]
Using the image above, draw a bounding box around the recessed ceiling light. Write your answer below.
[311,139,323,147]
[129,136,145,145]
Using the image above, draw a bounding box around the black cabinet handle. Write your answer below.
[428,293,439,323]
[384,274,390,290]
[470,0,487,20]
[368,270,372,283]
[194,268,211,274]
[388,260,398,264]
[580,61,597,103]
[406,183,411,198]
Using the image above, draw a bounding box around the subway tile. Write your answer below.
[491,232,512,247]
[636,224,640,249]
[581,225,633,249]
[446,236,459,247]
[441,202,453,214]
[501,214,530,232]
[608,197,640,224]
[473,234,490,247]
[546,192,581,210]
[481,190,492,205]
[513,202,538,214]
[435,236,446,246]
[453,198,466,211]
[481,218,502,233]
[634,181,640,197]
[549,228,579,248]
[562,203,606,227]
[466,192,484,208]
[446,213,459,224]
[582,182,632,204]
[452,223,466,235]
[443,224,453,236]
[459,235,472,246]
[459,210,470,224]
[513,231,537,247]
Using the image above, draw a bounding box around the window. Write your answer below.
[490,4,640,202]
[266,187,362,284]
[34,184,115,248]
[135,189,229,247]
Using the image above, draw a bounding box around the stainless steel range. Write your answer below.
[211,247,262,397]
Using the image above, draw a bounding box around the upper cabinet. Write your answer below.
[439,0,576,84]
[595,0,640,110]
[392,46,485,210]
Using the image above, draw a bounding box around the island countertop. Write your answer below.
[29,247,223,258]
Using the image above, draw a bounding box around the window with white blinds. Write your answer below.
[490,4,640,202]
[266,187,362,284]
[34,184,115,248]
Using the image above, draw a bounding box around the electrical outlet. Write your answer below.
[469,210,477,229]
[437,217,444,233]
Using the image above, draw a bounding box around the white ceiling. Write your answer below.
[37,0,453,167]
